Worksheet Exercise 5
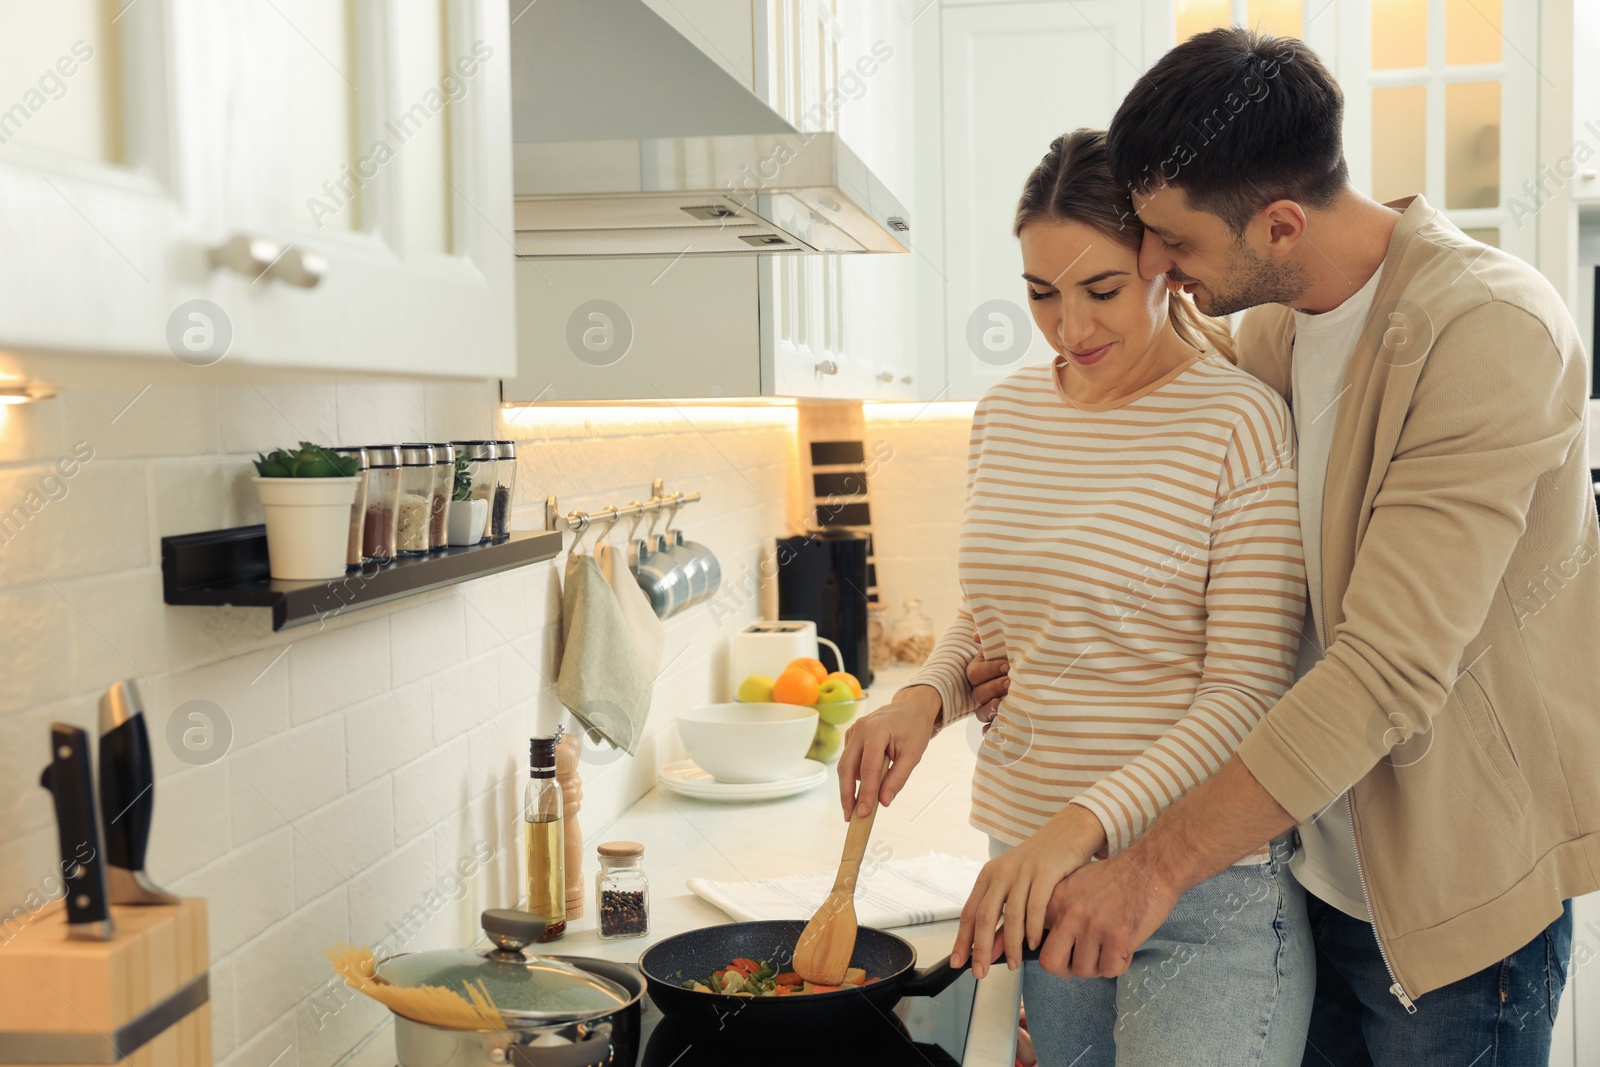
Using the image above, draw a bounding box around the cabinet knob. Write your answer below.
[900,375,913,385]
[209,234,327,288]
[209,234,281,280]
[1583,169,1598,181]
[816,360,840,376]
[271,246,328,289]
[876,371,894,382]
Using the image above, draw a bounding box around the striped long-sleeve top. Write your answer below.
[911,354,1306,856]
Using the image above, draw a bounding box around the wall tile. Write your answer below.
[219,1012,298,1067]
[146,761,231,882]
[64,387,219,459]
[66,569,169,695]
[171,829,293,959]
[393,735,470,842]
[346,834,434,949]
[229,717,346,845]
[216,385,339,456]
[230,886,346,1041]
[0,585,73,715]
[292,779,394,908]
[335,384,425,446]
[343,682,431,789]
[430,655,498,743]
[286,617,390,725]
[389,594,466,687]
[209,955,238,1061]
[160,643,290,753]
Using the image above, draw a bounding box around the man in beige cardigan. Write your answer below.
[944,28,1596,1064]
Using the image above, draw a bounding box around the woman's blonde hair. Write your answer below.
[1013,128,1237,364]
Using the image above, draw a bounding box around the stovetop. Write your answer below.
[635,970,977,1067]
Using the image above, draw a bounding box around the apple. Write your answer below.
[816,679,853,703]
[737,675,775,703]
[808,721,842,761]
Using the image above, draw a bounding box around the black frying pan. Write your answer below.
[639,918,1036,1025]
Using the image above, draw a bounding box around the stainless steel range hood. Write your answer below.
[509,0,910,257]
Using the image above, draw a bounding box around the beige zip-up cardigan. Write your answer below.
[1233,195,1600,1000]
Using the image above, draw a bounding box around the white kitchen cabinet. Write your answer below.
[928,0,1146,402]
[0,0,513,384]
[1574,0,1600,204]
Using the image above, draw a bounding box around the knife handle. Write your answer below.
[42,724,113,938]
[99,714,155,872]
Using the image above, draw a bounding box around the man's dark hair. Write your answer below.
[1107,28,1349,233]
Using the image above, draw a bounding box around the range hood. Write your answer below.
[509,0,910,257]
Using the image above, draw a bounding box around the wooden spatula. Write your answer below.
[792,805,877,986]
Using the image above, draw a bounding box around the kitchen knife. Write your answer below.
[98,680,178,905]
[39,723,114,940]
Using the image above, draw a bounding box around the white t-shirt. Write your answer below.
[1286,265,1384,920]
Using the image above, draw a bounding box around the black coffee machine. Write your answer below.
[775,529,872,687]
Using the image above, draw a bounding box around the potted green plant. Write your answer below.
[446,452,489,546]
[253,443,361,580]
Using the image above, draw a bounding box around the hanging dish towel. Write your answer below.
[557,552,654,755]
[596,539,664,678]
[687,853,984,928]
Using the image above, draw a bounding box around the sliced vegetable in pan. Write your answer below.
[681,958,874,996]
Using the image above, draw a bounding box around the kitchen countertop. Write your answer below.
[554,665,1020,1067]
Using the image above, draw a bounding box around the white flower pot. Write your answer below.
[447,498,490,546]
[254,476,360,580]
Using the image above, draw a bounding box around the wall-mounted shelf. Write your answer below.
[161,526,563,631]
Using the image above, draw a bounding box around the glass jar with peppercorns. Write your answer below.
[595,841,649,940]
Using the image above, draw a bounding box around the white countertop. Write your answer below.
[554,666,1020,1067]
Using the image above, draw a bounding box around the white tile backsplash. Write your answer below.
[0,381,803,1065]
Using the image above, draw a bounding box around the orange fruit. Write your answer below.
[772,668,821,706]
[826,671,863,699]
[786,657,829,683]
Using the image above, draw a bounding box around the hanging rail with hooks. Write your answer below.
[544,479,703,541]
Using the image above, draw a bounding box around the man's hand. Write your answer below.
[838,685,941,820]
[1031,757,1297,977]
[966,638,1010,723]
[1037,852,1180,979]
[950,804,1107,978]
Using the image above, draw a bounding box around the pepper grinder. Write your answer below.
[555,732,584,920]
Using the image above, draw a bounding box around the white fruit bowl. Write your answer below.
[676,702,820,784]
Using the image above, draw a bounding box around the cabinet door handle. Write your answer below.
[209,234,282,281]
[877,371,894,382]
[900,375,914,385]
[209,234,327,288]
[270,246,328,289]
[816,360,840,375]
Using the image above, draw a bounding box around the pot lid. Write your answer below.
[374,910,631,1024]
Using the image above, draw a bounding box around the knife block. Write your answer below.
[0,897,210,1067]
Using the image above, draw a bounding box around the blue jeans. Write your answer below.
[990,837,1314,1066]
[1301,889,1573,1066]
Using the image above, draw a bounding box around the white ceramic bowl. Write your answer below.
[676,702,820,784]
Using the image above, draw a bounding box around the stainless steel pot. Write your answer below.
[380,910,645,1067]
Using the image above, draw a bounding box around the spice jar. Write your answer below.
[361,446,402,563]
[330,447,368,569]
[890,598,935,665]
[429,444,454,552]
[595,841,648,939]
[396,445,437,556]
[452,440,497,543]
[491,440,517,540]
[867,600,892,670]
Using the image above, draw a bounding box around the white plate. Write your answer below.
[656,758,827,802]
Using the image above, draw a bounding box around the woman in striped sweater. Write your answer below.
[839,130,1313,1066]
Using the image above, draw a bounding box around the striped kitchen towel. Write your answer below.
[687,853,984,928]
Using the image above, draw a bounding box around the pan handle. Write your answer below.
[902,942,1041,1000]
